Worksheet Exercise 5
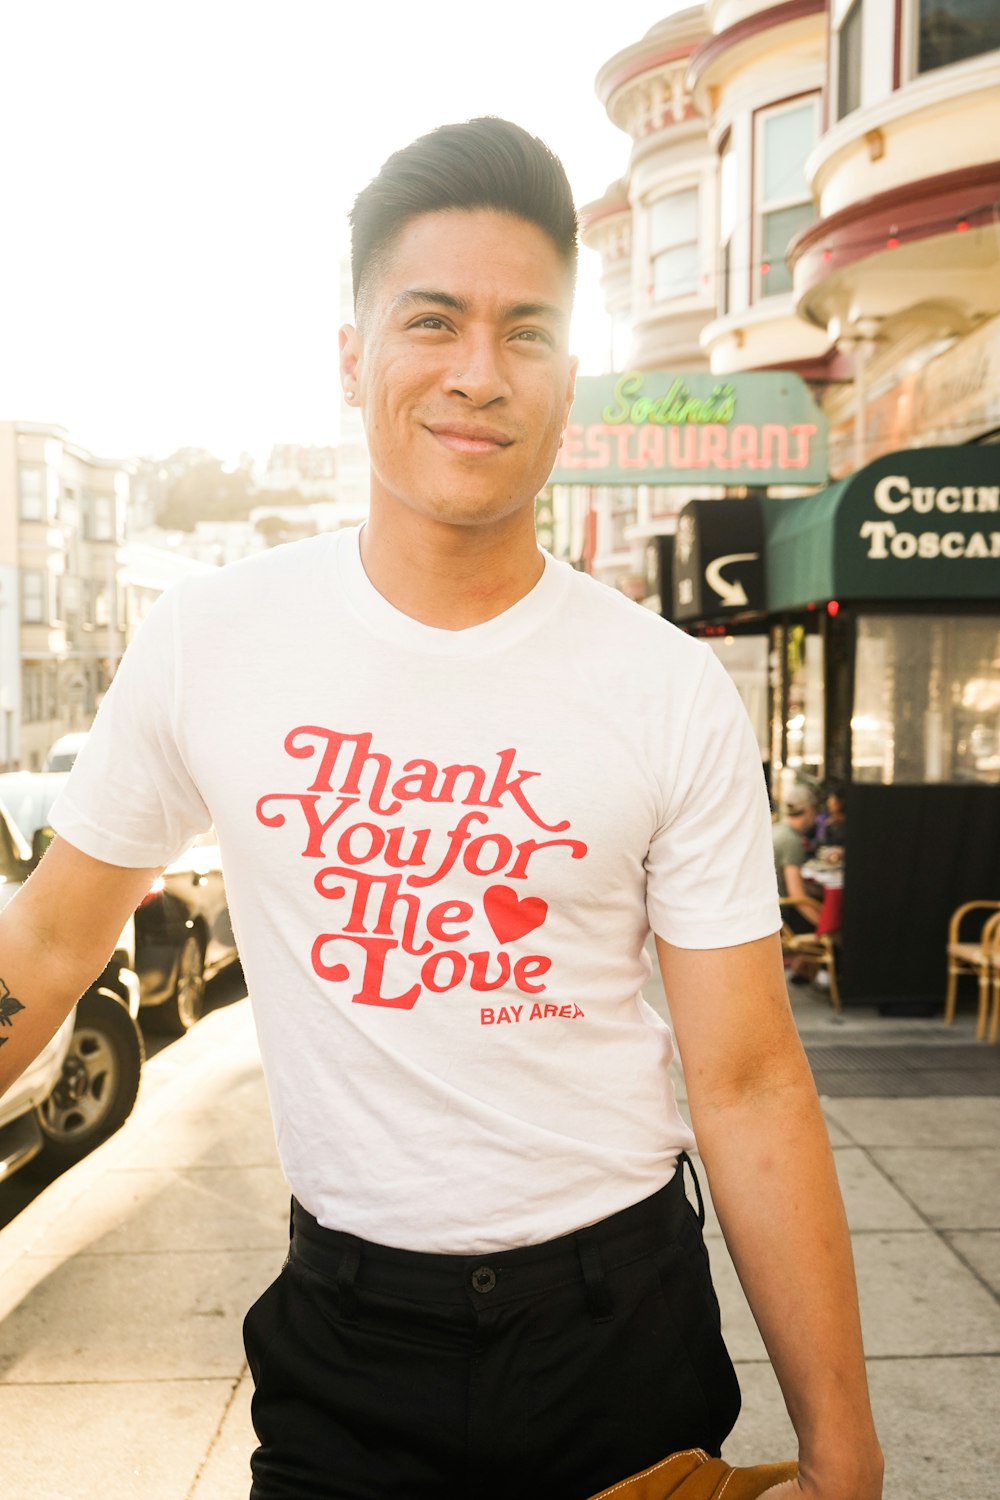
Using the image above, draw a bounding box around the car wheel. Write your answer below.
[149,931,207,1035]
[36,987,144,1169]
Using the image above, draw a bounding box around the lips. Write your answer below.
[426,424,513,455]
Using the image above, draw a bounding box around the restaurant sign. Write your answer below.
[549,370,827,487]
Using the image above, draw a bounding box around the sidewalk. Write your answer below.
[0,982,997,1500]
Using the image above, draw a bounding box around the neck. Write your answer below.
[359,502,544,630]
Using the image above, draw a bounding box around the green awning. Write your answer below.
[760,447,999,610]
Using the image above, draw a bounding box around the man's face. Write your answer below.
[340,209,578,529]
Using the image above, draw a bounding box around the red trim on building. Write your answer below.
[789,160,1000,293]
[600,43,698,99]
[688,0,826,92]
[580,191,630,229]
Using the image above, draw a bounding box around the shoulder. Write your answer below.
[153,532,339,632]
[557,561,713,679]
[772,822,804,864]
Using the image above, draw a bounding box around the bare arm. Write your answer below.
[0,836,162,1099]
[657,932,883,1500]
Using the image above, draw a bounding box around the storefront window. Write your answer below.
[709,635,770,761]
[852,614,1000,784]
[770,623,825,793]
[785,624,825,779]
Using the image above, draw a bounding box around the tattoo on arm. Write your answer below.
[0,979,26,1047]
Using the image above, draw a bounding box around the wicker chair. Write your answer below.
[779,897,841,1014]
[944,901,1000,1042]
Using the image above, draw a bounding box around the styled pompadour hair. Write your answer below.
[349,117,578,315]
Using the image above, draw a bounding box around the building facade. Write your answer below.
[0,422,130,771]
[580,0,1000,584]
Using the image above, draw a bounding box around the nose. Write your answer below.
[447,334,512,406]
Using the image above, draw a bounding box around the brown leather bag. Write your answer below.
[586,1447,799,1499]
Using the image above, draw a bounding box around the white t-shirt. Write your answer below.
[51,526,780,1252]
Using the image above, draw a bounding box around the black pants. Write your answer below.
[243,1158,741,1500]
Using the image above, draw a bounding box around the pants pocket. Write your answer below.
[655,1224,742,1454]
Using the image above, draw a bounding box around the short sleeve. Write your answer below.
[646,648,780,948]
[49,582,212,868]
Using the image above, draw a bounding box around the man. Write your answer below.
[773,789,822,936]
[0,120,881,1500]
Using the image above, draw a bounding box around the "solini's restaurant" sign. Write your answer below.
[549,370,828,487]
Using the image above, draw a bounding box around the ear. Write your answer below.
[562,356,579,430]
[339,324,361,403]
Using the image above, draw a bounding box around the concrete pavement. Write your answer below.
[0,978,997,1500]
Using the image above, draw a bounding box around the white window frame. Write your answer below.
[753,93,820,303]
[647,183,701,305]
[718,137,737,317]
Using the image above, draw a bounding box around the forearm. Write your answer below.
[692,1064,882,1496]
[0,903,104,1098]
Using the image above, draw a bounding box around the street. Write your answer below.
[0,963,997,1500]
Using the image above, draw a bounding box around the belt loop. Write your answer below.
[678,1150,706,1228]
[336,1238,362,1324]
[575,1238,614,1324]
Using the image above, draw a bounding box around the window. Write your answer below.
[718,138,737,316]
[94,495,115,541]
[19,467,45,522]
[756,97,818,299]
[837,1,864,119]
[21,571,46,624]
[917,0,1000,77]
[852,614,1000,785]
[22,666,44,725]
[649,187,699,302]
[785,624,825,780]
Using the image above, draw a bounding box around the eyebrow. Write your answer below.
[392,289,566,325]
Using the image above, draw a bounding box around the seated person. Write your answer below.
[818,782,846,864]
[773,790,822,936]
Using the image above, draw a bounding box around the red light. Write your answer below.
[956,219,969,233]
[761,261,771,275]
[822,247,833,262]
[827,600,840,617]
[807,602,816,611]
[886,235,899,249]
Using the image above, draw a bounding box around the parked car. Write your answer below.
[0,772,239,1036]
[0,798,143,1174]
[43,732,89,772]
[0,1009,76,1182]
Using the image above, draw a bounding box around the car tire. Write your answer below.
[147,931,207,1035]
[36,987,144,1169]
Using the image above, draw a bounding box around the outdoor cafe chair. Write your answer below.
[944,900,1000,1042]
[779,897,841,1014]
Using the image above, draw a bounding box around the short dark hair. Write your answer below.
[349,117,578,315]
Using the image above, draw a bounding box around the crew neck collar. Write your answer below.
[333,524,571,656]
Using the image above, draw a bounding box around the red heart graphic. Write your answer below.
[483,885,548,945]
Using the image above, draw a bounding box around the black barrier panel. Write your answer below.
[673,498,766,621]
[841,784,1000,1012]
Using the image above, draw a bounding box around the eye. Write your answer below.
[511,328,553,347]
[410,315,451,332]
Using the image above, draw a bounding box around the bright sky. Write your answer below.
[0,0,686,463]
